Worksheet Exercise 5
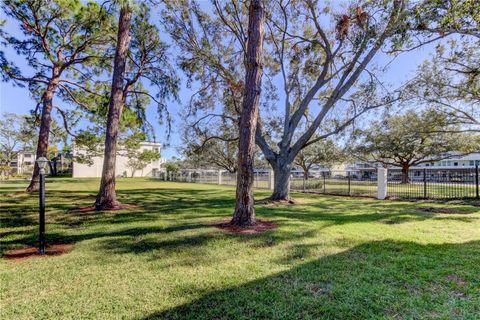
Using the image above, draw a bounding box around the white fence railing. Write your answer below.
[155,169,274,190]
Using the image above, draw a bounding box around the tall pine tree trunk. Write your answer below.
[26,73,60,192]
[230,0,265,227]
[95,6,133,210]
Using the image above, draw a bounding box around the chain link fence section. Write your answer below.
[155,169,273,190]
[290,170,378,197]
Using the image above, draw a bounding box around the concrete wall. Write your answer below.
[73,142,165,178]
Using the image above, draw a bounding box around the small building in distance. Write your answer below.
[73,141,165,178]
[10,151,36,175]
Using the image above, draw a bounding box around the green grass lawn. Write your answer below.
[1,178,479,319]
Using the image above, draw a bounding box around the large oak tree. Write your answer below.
[352,109,478,183]
[162,0,408,201]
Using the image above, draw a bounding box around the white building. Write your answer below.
[73,142,165,178]
[10,151,36,174]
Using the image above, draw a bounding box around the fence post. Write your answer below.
[377,167,387,200]
[218,170,222,185]
[476,165,479,199]
[423,168,427,199]
[269,170,274,190]
[347,171,351,196]
[323,172,326,194]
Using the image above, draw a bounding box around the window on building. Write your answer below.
[24,153,32,158]
[454,162,458,166]
[470,161,474,166]
[24,161,31,166]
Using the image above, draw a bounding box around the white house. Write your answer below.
[73,141,165,178]
[7,151,36,175]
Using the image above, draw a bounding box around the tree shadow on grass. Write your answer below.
[263,195,480,226]
[2,186,479,255]
[142,240,480,320]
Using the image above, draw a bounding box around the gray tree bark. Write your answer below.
[231,0,265,227]
[401,164,410,184]
[95,6,133,210]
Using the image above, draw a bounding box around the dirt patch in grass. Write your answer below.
[214,219,277,234]
[378,219,401,225]
[256,198,298,205]
[419,207,467,214]
[68,204,139,213]
[3,244,73,261]
[447,274,468,286]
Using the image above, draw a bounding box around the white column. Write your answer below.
[377,167,388,200]
[218,170,223,185]
[269,170,274,190]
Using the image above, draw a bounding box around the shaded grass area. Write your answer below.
[1,178,479,319]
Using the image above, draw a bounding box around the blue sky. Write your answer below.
[0,3,437,159]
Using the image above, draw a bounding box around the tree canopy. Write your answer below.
[352,109,479,183]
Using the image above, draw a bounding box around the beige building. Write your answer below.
[7,151,36,175]
[73,142,164,178]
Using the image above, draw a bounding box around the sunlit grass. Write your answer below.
[1,178,479,319]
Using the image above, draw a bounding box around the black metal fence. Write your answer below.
[387,166,479,200]
[156,166,480,200]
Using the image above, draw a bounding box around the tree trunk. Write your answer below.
[95,6,133,210]
[231,0,265,227]
[48,161,54,176]
[303,170,309,180]
[270,158,291,201]
[52,159,58,176]
[401,164,410,184]
[26,76,59,192]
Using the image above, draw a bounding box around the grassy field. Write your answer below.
[1,178,480,319]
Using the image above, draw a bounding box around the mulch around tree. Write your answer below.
[68,204,139,213]
[214,219,277,235]
[3,244,73,261]
[255,198,297,205]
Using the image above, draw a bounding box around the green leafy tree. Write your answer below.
[407,39,479,132]
[352,109,478,183]
[163,161,179,180]
[0,113,36,167]
[126,149,161,177]
[1,0,113,191]
[294,139,346,181]
[162,0,410,201]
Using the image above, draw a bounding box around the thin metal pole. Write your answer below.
[347,171,351,196]
[423,168,427,199]
[476,165,479,199]
[39,172,46,254]
[323,172,326,194]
